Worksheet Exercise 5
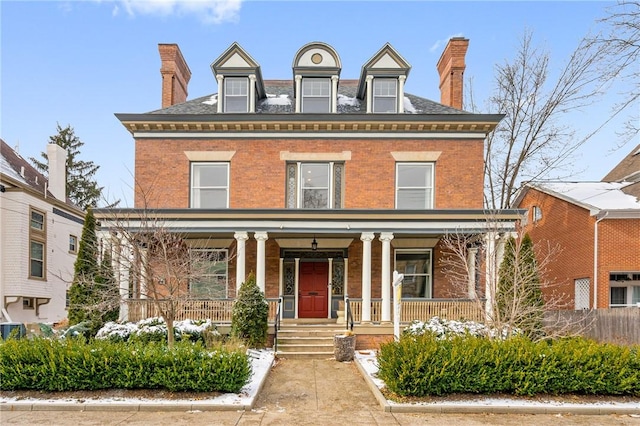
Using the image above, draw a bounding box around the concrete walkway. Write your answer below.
[1,358,639,425]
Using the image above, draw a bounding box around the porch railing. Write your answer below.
[125,298,484,324]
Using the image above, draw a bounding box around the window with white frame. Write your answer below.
[532,206,543,222]
[191,163,229,208]
[609,272,640,307]
[286,162,343,209]
[189,249,228,298]
[373,78,397,113]
[224,77,249,112]
[302,78,331,113]
[29,208,46,279]
[69,235,78,253]
[395,249,432,298]
[396,163,434,209]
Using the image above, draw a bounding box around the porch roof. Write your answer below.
[94,208,524,235]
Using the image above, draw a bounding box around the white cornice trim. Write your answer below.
[391,151,442,161]
[134,132,487,139]
[184,151,236,161]
[280,151,352,161]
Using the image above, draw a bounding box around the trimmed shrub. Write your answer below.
[231,273,269,348]
[0,338,251,393]
[378,334,640,397]
[95,318,220,345]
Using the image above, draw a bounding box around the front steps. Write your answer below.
[275,319,349,359]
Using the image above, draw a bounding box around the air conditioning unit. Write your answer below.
[0,322,26,339]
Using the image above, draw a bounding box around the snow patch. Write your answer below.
[337,94,360,107]
[202,94,218,105]
[403,96,417,113]
[265,94,291,106]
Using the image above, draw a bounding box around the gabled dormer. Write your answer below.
[210,42,266,113]
[357,43,411,113]
[292,42,342,113]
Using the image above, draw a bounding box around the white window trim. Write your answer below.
[69,235,78,254]
[190,162,230,208]
[394,248,433,299]
[296,162,334,209]
[609,274,640,307]
[373,78,398,113]
[223,77,249,113]
[301,77,331,113]
[395,162,435,209]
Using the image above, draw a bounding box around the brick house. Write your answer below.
[96,40,521,337]
[1,139,84,324]
[514,144,640,309]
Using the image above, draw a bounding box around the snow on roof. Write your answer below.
[1,152,28,184]
[403,96,417,113]
[337,94,359,107]
[265,93,292,106]
[533,181,640,210]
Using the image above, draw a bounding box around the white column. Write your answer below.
[234,232,249,295]
[294,258,300,319]
[254,232,268,293]
[484,232,498,321]
[398,75,406,113]
[216,74,224,113]
[116,237,130,322]
[467,247,478,299]
[361,232,375,322]
[379,232,394,323]
[248,74,256,113]
[294,75,302,113]
[328,258,334,319]
[366,75,373,113]
[331,75,339,113]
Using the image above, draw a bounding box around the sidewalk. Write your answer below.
[2,353,640,425]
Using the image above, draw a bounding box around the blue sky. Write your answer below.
[1,1,635,206]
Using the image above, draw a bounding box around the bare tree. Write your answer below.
[439,222,591,341]
[591,0,640,147]
[479,30,610,209]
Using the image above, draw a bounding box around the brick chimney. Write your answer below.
[159,44,192,108]
[47,143,66,201]
[436,37,469,110]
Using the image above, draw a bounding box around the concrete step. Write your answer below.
[275,351,335,360]
[277,329,344,338]
[277,336,335,345]
[277,343,334,353]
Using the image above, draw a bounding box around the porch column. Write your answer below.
[115,236,131,322]
[328,258,333,319]
[361,232,375,323]
[234,232,249,295]
[294,257,300,319]
[254,232,268,293]
[484,232,500,321]
[467,246,478,299]
[379,232,394,323]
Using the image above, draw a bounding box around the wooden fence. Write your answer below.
[545,308,640,345]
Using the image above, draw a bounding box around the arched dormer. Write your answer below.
[211,42,266,113]
[292,42,342,113]
[357,43,411,113]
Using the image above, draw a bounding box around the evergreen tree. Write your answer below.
[497,233,544,339]
[30,123,102,210]
[231,273,269,348]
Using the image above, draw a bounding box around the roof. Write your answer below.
[519,181,640,216]
[145,80,469,116]
[602,143,640,199]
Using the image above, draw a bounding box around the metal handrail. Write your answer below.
[274,296,282,352]
[345,296,354,331]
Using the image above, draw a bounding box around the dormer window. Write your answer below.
[211,42,266,114]
[373,78,398,113]
[224,77,249,112]
[292,42,342,114]
[357,43,411,114]
[302,78,331,113]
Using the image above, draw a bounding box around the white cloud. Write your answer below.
[429,33,465,53]
[106,0,242,24]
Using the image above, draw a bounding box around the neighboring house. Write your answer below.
[96,39,521,333]
[0,139,84,324]
[515,144,640,310]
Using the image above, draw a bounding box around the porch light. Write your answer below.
[311,236,318,251]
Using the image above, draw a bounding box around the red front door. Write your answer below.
[298,261,329,318]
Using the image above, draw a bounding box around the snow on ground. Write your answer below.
[354,350,640,409]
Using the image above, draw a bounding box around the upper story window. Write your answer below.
[29,207,46,280]
[373,78,397,113]
[224,77,249,112]
[31,210,45,231]
[532,206,543,222]
[302,78,331,113]
[190,163,229,208]
[286,162,343,209]
[69,235,78,253]
[396,163,434,209]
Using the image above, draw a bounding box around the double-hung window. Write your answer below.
[396,163,434,209]
[373,78,397,113]
[286,162,343,209]
[191,163,229,208]
[190,249,228,298]
[29,208,46,279]
[395,249,432,298]
[224,77,248,112]
[302,78,330,113]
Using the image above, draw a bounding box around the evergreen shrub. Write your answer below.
[231,273,269,348]
[0,338,250,393]
[377,334,640,397]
